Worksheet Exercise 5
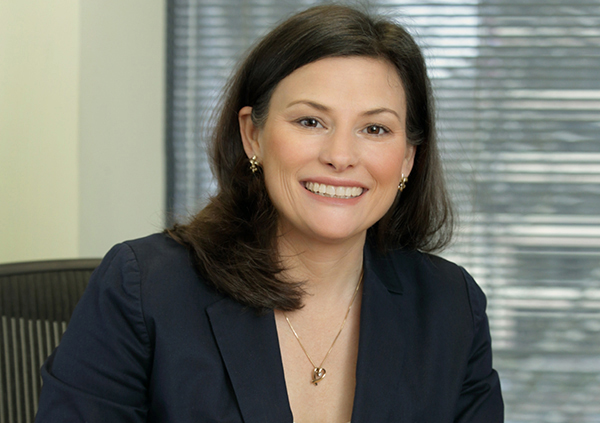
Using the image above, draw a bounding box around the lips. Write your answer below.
[304,181,364,199]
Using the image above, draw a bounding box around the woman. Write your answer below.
[36,5,503,422]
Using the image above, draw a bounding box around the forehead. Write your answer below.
[269,56,406,112]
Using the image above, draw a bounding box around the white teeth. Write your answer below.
[304,182,364,198]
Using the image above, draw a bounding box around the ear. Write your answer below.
[402,144,417,177]
[238,106,261,160]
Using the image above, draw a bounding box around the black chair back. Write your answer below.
[0,259,101,423]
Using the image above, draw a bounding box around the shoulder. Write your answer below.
[121,232,193,270]
[366,245,486,328]
[97,233,224,323]
[94,233,191,277]
[93,233,199,294]
[368,246,469,292]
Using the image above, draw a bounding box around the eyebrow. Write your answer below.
[286,100,330,112]
[286,100,401,121]
[363,107,401,120]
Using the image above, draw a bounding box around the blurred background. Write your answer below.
[1,0,599,421]
[0,1,166,261]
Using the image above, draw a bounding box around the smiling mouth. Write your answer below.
[304,182,364,199]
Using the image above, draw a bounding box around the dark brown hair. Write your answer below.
[168,4,454,312]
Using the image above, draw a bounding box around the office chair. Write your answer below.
[0,258,101,423]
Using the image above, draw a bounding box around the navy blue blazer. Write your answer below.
[36,233,503,422]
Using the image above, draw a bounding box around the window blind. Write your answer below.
[166,1,600,421]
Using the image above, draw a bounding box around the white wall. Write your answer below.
[0,0,166,263]
[78,1,166,257]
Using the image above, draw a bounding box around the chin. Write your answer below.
[306,226,367,245]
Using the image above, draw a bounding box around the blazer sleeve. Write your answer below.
[35,243,151,422]
[454,268,504,423]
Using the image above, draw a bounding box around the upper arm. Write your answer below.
[453,267,504,423]
[36,243,151,422]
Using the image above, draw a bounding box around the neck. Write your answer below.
[277,231,366,302]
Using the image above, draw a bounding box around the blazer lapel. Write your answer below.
[206,299,293,423]
[351,246,409,422]
[206,245,410,423]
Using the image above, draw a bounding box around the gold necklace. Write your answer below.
[283,271,363,386]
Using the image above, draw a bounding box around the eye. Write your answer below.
[297,117,323,128]
[363,124,389,136]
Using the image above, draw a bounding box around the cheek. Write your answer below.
[370,147,407,188]
[259,134,306,200]
[260,130,312,176]
[366,146,408,217]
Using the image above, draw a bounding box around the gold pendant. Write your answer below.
[312,367,326,385]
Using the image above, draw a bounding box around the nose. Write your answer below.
[319,128,358,172]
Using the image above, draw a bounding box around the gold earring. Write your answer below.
[398,174,408,192]
[249,155,260,173]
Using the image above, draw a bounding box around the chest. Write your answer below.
[143,272,473,423]
[273,305,361,423]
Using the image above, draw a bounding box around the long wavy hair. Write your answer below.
[168,4,454,312]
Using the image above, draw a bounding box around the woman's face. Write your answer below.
[239,56,415,246]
